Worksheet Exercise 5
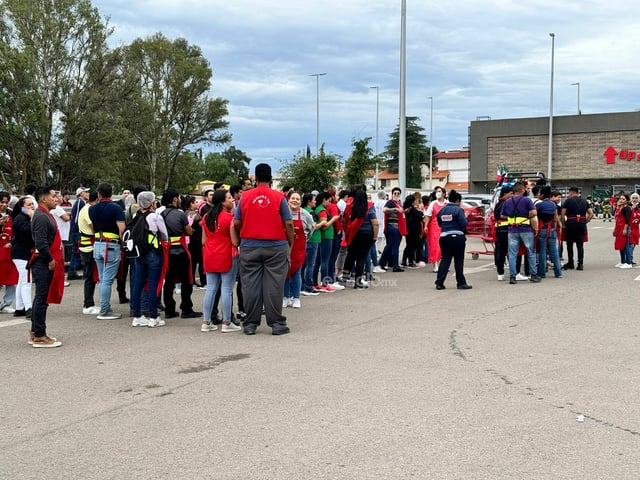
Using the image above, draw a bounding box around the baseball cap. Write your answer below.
[76,187,89,196]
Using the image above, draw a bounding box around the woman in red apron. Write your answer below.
[613,193,633,268]
[284,192,306,309]
[424,186,448,272]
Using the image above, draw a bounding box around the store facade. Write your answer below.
[468,111,640,199]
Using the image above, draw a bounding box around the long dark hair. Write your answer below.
[350,190,368,220]
[204,189,228,232]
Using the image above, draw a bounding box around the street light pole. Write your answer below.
[547,33,555,181]
[398,0,407,194]
[370,86,379,189]
[428,96,433,190]
[309,73,327,157]
[571,82,581,115]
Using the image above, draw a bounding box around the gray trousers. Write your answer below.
[240,244,289,329]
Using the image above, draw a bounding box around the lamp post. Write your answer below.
[370,86,379,189]
[571,82,581,115]
[547,33,555,180]
[428,96,433,190]
[309,73,327,157]
[398,0,407,194]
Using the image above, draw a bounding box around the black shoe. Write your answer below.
[13,309,26,317]
[509,276,517,284]
[243,326,256,335]
[25,308,32,319]
[235,312,246,323]
[407,263,419,269]
[272,325,290,335]
[157,303,165,311]
[119,297,130,304]
[435,284,446,290]
[211,315,222,325]
[393,267,405,272]
[457,284,472,290]
[530,275,541,283]
[562,264,574,270]
[165,312,179,319]
[576,264,584,271]
[67,274,82,281]
[181,311,202,319]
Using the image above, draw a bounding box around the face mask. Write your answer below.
[22,206,31,215]
[435,192,442,200]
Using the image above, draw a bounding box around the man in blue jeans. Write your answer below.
[501,182,540,284]
[89,183,125,320]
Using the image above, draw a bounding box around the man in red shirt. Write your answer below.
[234,164,294,335]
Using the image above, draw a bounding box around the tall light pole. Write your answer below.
[428,96,433,190]
[398,0,407,194]
[370,86,379,189]
[309,73,326,157]
[571,82,581,115]
[547,33,555,180]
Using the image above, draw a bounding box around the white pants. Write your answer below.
[12,259,32,310]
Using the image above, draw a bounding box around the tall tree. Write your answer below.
[1,0,111,186]
[344,137,374,187]
[384,116,437,189]
[119,33,231,191]
[222,146,251,185]
[279,145,340,193]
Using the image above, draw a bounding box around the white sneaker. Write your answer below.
[620,263,633,269]
[615,263,623,268]
[497,274,505,281]
[201,322,218,332]
[0,306,16,314]
[515,273,529,281]
[330,282,345,290]
[291,298,301,308]
[282,297,290,308]
[82,306,101,315]
[97,309,122,320]
[132,316,149,327]
[372,266,386,273]
[148,317,165,328]
[221,322,242,332]
[416,261,426,267]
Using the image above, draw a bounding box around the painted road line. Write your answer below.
[0,319,29,328]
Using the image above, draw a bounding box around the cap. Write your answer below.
[76,187,89,196]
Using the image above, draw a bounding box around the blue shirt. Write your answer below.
[437,204,467,235]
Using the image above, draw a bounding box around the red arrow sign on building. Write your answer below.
[604,146,618,164]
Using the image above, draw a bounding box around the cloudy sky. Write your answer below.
[92,0,640,171]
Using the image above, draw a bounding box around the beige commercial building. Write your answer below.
[469,111,640,199]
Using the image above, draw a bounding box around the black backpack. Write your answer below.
[122,210,159,259]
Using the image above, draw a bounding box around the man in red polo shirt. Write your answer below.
[234,163,294,335]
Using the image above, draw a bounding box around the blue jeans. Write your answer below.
[284,267,302,299]
[379,224,402,268]
[537,228,561,278]
[130,251,163,318]
[203,257,237,323]
[369,242,379,266]
[620,232,633,264]
[508,230,536,278]
[303,242,319,292]
[328,234,342,283]
[93,241,121,313]
[68,230,82,272]
[0,284,16,309]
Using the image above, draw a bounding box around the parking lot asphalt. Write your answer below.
[1,223,639,479]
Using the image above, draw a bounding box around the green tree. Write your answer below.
[1,0,111,187]
[344,137,374,187]
[119,33,231,191]
[222,146,251,185]
[385,116,438,189]
[279,145,340,193]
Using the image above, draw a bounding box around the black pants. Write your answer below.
[494,230,508,275]
[344,230,373,283]
[31,260,52,337]
[80,251,97,308]
[163,251,194,314]
[117,255,129,301]
[565,223,586,265]
[436,234,467,287]
[402,232,420,265]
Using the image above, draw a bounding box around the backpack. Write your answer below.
[122,210,159,259]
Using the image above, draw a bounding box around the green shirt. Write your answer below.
[304,206,321,243]
[315,205,334,240]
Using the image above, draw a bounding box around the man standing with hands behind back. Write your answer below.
[234,163,294,335]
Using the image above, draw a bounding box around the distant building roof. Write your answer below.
[378,169,398,180]
[445,181,469,192]
[434,150,470,160]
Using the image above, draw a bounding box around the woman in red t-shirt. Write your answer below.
[201,190,240,332]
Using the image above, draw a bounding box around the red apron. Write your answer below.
[29,206,65,304]
[0,217,18,285]
[287,211,306,279]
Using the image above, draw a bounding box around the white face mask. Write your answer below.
[435,192,442,200]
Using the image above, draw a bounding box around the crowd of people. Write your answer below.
[0,166,635,348]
